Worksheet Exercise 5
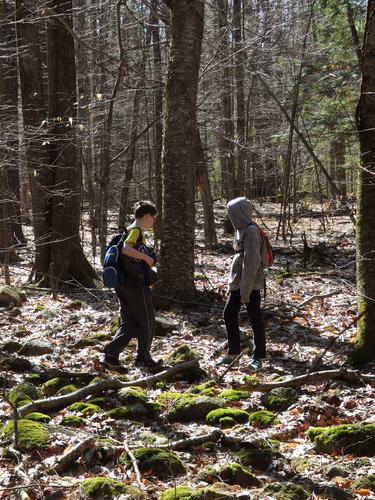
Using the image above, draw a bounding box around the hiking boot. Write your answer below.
[101,357,129,374]
[135,353,163,370]
[217,354,239,366]
[247,358,262,372]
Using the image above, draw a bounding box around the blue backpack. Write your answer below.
[102,229,143,288]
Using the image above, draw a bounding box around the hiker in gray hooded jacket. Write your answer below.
[219,197,266,372]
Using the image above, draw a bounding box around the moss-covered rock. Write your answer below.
[206,408,249,426]
[18,339,53,356]
[0,355,32,372]
[1,419,49,451]
[168,396,224,422]
[307,424,375,455]
[25,373,44,385]
[61,415,84,427]
[0,286,24,307]
[166,345,206,382]
[69,402,100,414]
[219,389,250,401]
[201,462,262,487]
[190,380,217,396]
[56,384,78,396]
[243,374,259,386]
[237,441,281,470]
[249,410,279,428]
[155,316,178,337]
[24,412,51,423]
[157,392,190,404]
[87,397,108,408]
[160,486,198,500]
[352,474,375,491]
[0,340,22,353]
[263,482,309,500]
[122,447,186,479]
[117,386,148,405]
[218,417,237,428]
[73,333,111,348]
[106,402,162,421]
[262,387,299,411]
[42,377,69,396]
[8,382,41,408]
[81,477,143,499]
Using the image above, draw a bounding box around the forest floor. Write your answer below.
[1,201,374,500]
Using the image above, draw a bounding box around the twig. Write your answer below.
[18,360,199,417]
[217,350,247,382]
[289,290,341,319]
[123,439,142,487]
[156,429,223,451]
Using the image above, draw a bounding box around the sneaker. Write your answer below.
[248,358,262,372]
[217,354,239,366]
[101,357,128,374]
[135,354,163,370]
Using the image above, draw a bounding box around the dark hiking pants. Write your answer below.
[223,289,266,359]
[104,278,155,361]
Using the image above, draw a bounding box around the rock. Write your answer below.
[326,465,350,479]
[319,485,354,500]
[248,410,279,428]
[24,412,51,423]
[0,286,25,307]
[1,419,49,451]
[117,386,148,405]
[61,415,83,428]
[352,474,375,492]
[0,340,22,353]
[8,382,41,408]
[155,316,178,336]
[201,483,250,499]
[73,332,112,349]
[206,408,249,426]
[160,486,197,500]
[81,477,143,499]
[263,482,309,500]
[120,447,186,479]
[0,355,32,372]
[262,387,299,411]
[69,402,100,414]
[168,396,224,422]
[166,344,207,382]
[18,339,53,357]
[237,440,281,470]
[42,377,70,396]
[106,402,162,421]
[190,380,217,396]
[200,462,262,487]
[56,385,78,396]
[307,424,375,455]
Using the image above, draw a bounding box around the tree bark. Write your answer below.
[157,0,204,299]
[351,0,375,364]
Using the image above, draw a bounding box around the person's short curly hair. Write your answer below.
[134,201,157,219]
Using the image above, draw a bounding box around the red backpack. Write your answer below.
[248,222,274,269]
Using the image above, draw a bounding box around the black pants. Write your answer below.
[104,278,155,361]
[223,289,266,359]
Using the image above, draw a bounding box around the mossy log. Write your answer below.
[17,360,199,417]
[55,437,95,473]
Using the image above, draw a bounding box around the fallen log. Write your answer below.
[18,360,199,417]
[157,429,224,451]
[54,437,95,474]
[239,368,375,392]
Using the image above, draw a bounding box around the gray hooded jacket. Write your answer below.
[227,197,264,302]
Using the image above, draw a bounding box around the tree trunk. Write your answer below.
[41,0,98,288]
[216,0,235,200]
[195,129,217,249]
[351,0,375,364]
[157,0,204,299]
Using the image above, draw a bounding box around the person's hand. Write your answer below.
[143,255,154,268]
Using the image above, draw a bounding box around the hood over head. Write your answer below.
[227,197,253,230]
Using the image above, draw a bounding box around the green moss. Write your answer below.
[219,389,250,401]
[87,397,108,408]
[219,417,237,428]
[249,410,279,428]
[167,345,197,364]
[125,447,186,479]
[81,477,142,499]
[69,402,100,414]
[1,419,48,451]
[202,442,216,451]
[190,380,217,395]
[168,396,224,422]
[160,486,198,500]
[263,482,309,500]
[56,384,78,396]
[157,392,190,404]
[73,337,97,348]
[275,270,292,285]
[89,376,105,385]
[307,424,375,455]
[206,408,249,425]
[201,462,262,488]
[243,374,259,386]
[106,403,162,421]
[61,415,83,427]
[42,377,68,396]
[237,441,281,470]
[262,387,299,411]
[352,474,375,491]
[24,412,51,423]
[25,373,43,385]
[117,386,148,405]
[8,382,40,408]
